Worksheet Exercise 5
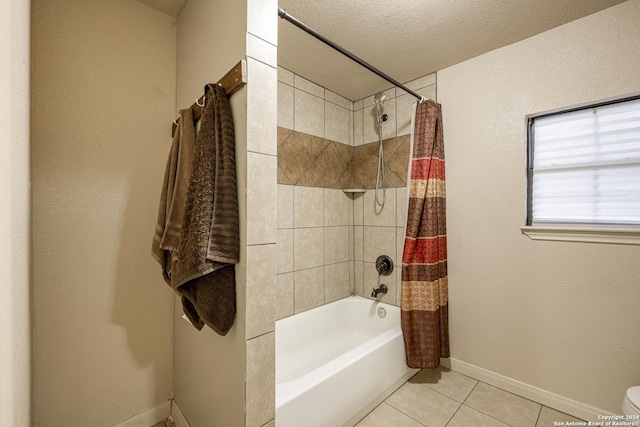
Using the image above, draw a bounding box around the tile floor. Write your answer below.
[150,368,585,427]
[355,367,586,427]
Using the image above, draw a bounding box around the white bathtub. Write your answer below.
[275,295,418,427]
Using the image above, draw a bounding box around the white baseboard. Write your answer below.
[442,358,613,422]
[170,400,191,427]
[111,400,171,427]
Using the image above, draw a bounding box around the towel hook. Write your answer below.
[196,96,205,108]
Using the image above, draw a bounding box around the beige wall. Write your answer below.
[173,0,247,425]
[0,0,31,425]
[438,0,640,414]
[30,0,176,425]
[174,0,278,426]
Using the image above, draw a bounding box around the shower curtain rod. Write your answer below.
[278,7,424,101]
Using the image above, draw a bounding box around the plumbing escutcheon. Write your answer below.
[376,255,394,276]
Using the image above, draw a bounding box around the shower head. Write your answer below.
[374,92,386,106]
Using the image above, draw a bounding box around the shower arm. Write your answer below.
[278,8,425,102]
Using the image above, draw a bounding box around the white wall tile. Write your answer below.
[294,267,324,313]
[364,188,397,227]
[277,184,294,229]
[349,109,354,146]
[325,101,350,145]
[325,90,350,109]
[324,262,350,303]
[247,58,277,155]
[363,226,397,264]
[324,189,352,226]
[294,75,324,97]
[363,104,379,144]
[246,332,275,427]
[294,89,324,138]
[277,67,294,85]
[277,81,294,130]
[354,261,364,297]
[247,0,277,46]
[246,244,276,339]
[277,228,293,274]
[246,33,277,67]
[293,227,323,270]
[276,273,294,320]
[396,185,408,228]
[294,186,323,227]
[324,226,350,265]
[247,153,277,245]
[353,193,364,225]
[353,108,364,146]
[354,225,364,261]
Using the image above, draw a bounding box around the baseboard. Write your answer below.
[111,400,171,427]
[170,400,191,427]
[442,358,613,422]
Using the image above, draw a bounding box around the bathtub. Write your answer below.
[275,295,418,427]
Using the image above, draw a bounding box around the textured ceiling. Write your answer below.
[138,0,626,100]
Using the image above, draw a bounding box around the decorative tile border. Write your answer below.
[277,127,409,189]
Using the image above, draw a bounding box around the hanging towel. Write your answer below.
[401,99,450,368]
[152,108,196,283]
[153,84,239,335]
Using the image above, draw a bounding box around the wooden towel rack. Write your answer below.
[171,59,247,136]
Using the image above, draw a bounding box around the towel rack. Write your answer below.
[171,59,247,136]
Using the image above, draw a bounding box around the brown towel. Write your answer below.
[152,108,197,283]
[172,83,239,335]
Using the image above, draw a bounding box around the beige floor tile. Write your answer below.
[410,367,478,402]
[386,381,460,427]
[536,406,585,427]
[447,405,510,427]
[465,383,541,427]
[355,403,425,427]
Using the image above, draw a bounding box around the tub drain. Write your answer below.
[377,307,387,318]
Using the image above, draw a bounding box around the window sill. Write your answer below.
[520,226,640,245]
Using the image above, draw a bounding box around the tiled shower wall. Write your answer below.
[276,67,436,316]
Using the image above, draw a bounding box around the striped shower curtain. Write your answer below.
[401,99,449,369]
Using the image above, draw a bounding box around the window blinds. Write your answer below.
[530,97,640,226]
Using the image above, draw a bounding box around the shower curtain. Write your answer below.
[401,99,449,369]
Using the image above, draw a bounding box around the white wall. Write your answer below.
[30,0,176,424]
[174,0,278,426]
[173,0,247,425]
[0,0,31,425]
[438,0,640,414]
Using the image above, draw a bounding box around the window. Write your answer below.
[526,96,640,230]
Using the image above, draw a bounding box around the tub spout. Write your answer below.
[371,284,388,298]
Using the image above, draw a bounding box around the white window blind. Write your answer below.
[529,97,640,226]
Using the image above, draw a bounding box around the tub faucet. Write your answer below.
[371,284,388,298]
